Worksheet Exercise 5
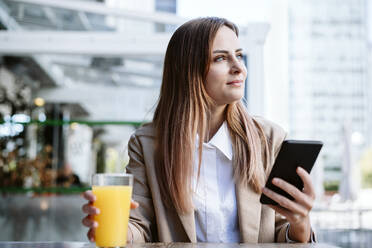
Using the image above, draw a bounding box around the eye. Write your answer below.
[214,56,226,62]
[236,53,244,60]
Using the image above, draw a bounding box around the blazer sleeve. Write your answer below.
[270,124,290,242]
[275,213,289,242]
[256,117,290,242]
[126,133,155,243]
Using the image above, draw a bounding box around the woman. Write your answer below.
[82,17,316,243]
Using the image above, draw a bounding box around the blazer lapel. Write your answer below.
[236,182,262,243]
[178,210,197,242]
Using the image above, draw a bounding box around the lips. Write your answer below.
[227,80,243,86]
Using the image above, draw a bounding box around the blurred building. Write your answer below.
[0,0,178,241]
[288,0,369,183]
[369,42,372,145]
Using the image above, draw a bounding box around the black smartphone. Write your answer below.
[260,140,323,205]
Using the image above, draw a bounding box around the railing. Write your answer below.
[0,186,90,194]
[311,208,372,248]
[311,208,372,230]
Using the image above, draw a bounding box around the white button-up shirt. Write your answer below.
[193,122,240,243]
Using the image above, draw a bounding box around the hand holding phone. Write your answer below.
[260,140,323,205]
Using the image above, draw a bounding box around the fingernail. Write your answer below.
[95,208,100,214]
[272,178,279,184]
[93,221,99,228]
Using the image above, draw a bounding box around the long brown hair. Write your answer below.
[153,17,270,214]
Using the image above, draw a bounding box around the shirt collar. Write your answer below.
[195,122,232,161]
[209,122,233,161]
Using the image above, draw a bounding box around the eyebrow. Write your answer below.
[213,48,243,54]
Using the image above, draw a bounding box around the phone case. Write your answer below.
[260,140,323,205]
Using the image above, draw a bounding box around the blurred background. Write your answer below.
[0,0,371,247]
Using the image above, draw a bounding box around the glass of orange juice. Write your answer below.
[92,173,133,247]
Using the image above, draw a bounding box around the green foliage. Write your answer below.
[360,147,372,188]
[324,180,339,192]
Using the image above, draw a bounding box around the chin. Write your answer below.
[224,96,243,105]
[230,93,244,101]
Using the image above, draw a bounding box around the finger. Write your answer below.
[271,177,313,210]
[82,204,100,215]
[82,215,99,228]
[262,187,308,217]
[131,200,139,209]
[83,190,96,202]
[297,167,316,199]
[87,227,96,242]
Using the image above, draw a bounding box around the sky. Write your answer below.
[177,0,271,24]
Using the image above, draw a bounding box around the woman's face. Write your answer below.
[205,25,247,106]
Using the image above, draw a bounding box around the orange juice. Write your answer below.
[93,185,132,247]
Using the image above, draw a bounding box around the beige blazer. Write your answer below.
[126,116,289,243]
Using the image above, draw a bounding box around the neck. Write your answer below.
[204,104,226,142]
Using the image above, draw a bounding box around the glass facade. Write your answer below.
[288,0,369,185]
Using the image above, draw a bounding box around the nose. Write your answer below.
[230,58,245,74]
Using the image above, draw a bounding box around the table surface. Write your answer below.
[0,242,341,248]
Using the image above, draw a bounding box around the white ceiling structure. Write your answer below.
[0,0,269,143]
